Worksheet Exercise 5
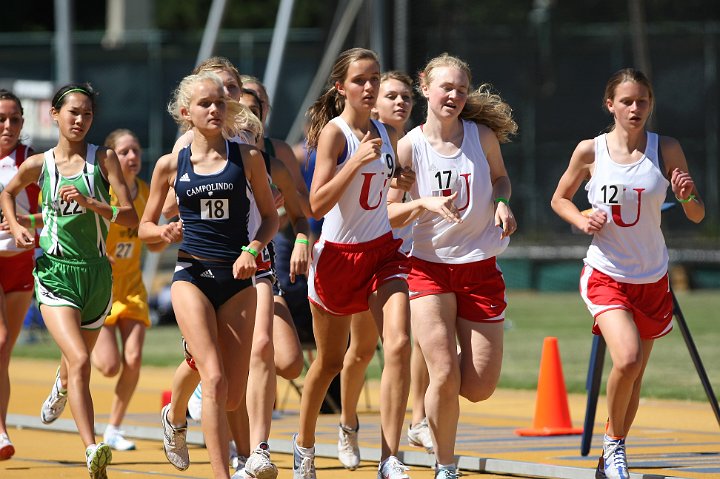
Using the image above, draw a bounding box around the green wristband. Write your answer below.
[295,238,309,245]
[110,206,119,223]
[241,245,259,257]
[494,197,509,205]
[676,194,696,204]
[29,214,36,229]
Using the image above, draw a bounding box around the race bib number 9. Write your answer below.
[201,198,229,220]
[599,184,624,205]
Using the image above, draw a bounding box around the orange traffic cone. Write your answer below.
[515,336,583,436]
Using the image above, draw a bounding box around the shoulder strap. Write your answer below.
[263,137,276,157]
[14,144,30,165]
[656,135,667,179]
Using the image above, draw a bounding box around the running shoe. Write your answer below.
[244,441,278,479]
[0,433,15,460]
[232,461,251,479]
[602,435,629,479]
[40,368,67,424]
[292,433,316,479]
[407,417,434,453]
[104,425,136,451]
[86,442,112,479]
[161,403,189,470]
[378,455,410,479]
[338,422,360,470]
[434,466,459,479]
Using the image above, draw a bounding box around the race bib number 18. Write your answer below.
[201,198,229,220]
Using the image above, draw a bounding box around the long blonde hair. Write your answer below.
[419,53,517,143]
[167,71,261,140]
[305,48,380,151]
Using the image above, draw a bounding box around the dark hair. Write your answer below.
[52,82,97,112]
[305,48,380,151]
[0,89,24,115]
[241,87,264,120]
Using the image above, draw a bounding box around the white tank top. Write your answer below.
[407,120,509,264]
[584,132,669,283]
[0,146,32,252]
[320,117,395,244]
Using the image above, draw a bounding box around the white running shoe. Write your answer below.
[40,368,67,424]
[231,458,250,479]
[337,422,360,470]
[0,433,15,460]
[104,425,136,451]
[161,404,189,470]
[407,417,434,453]
[292,434,316,479]
[86,442,112,479]
[434,466,459,479]
[378,455,410,479]
[602,435,629,479]
[244,442,278,479]
[187,383,202,421]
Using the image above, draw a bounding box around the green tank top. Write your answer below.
[39,144,112,259]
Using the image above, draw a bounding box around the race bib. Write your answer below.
[58,199,86,216]
[599,184,624,205]
[114,242,134,259]
[431,168,459,197]
[200,198,229,220]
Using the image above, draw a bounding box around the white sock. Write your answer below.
[296,443,314,455]
[437,463,456,471]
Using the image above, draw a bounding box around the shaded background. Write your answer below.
[1,0,718,290]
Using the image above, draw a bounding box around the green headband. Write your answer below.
[54,88,89,108]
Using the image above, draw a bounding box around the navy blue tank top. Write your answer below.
[175,140,251,260]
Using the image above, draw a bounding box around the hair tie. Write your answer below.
[54,88,89,109]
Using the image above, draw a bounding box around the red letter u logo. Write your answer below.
[611,188,644,227]
[359,173,385,210]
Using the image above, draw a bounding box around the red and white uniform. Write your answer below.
[407,119,509,263]
[405,120,508,322]
[319,117,395,244]
[0,144,38,293]
[584,132,669,283]
[308,118,409,315]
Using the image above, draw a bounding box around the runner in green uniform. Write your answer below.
[0,82,139,479]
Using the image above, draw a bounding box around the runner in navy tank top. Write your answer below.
[139,70,278,479]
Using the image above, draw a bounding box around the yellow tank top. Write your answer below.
[106,179,149,278]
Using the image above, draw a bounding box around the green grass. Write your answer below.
[13,290,720,402]
[13,323,185,367]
